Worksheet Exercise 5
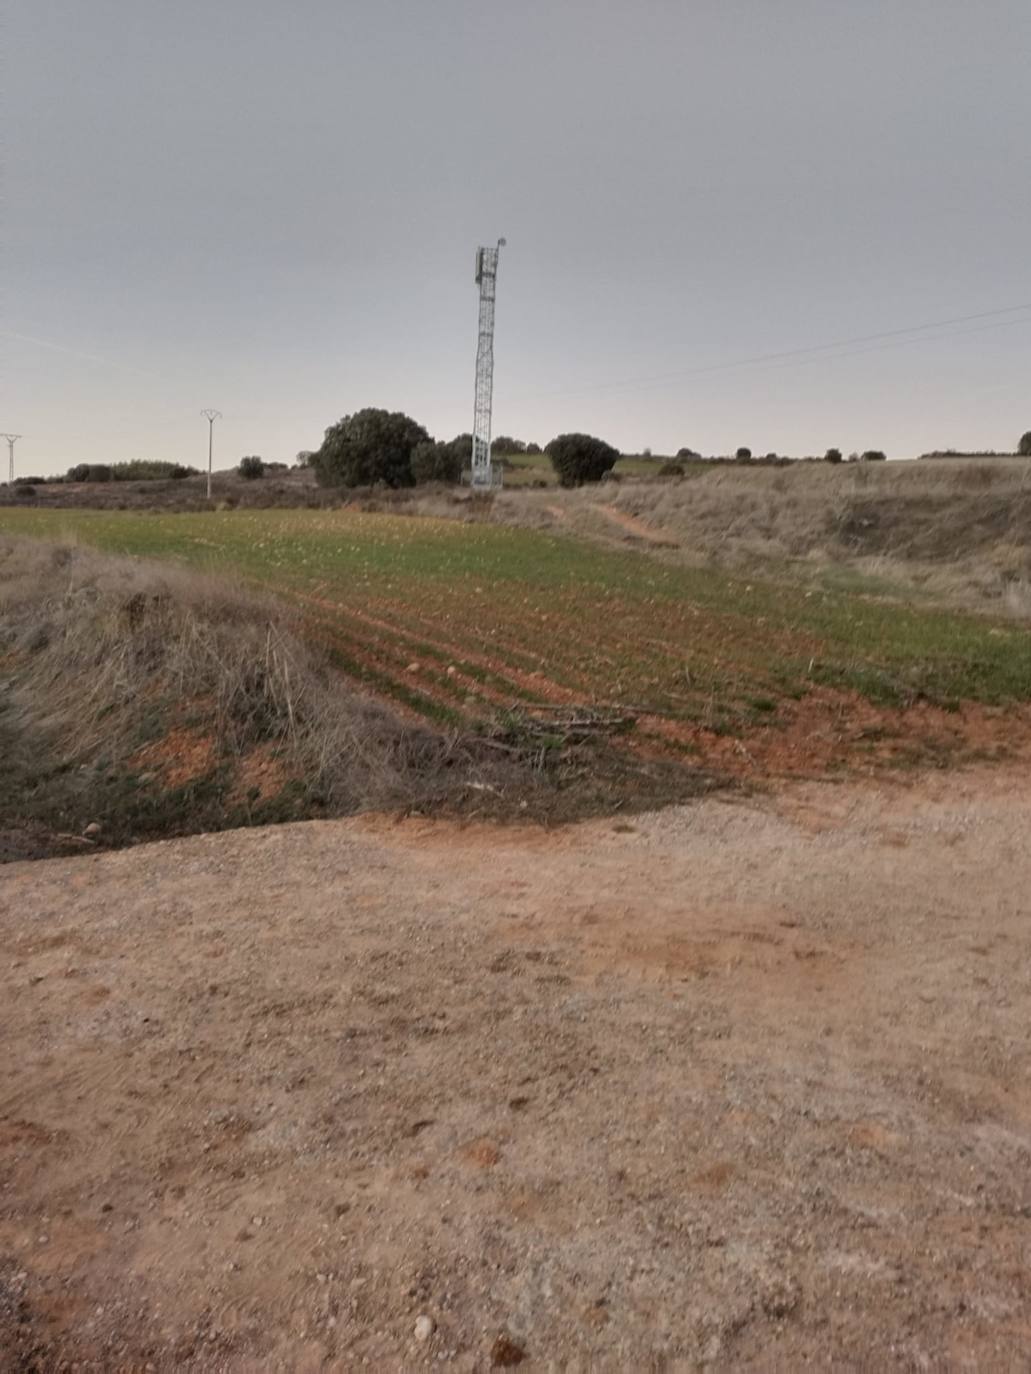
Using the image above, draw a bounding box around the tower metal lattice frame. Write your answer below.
[471,238,505,488]
[2,434,21,485]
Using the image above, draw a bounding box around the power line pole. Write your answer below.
[200,410,221,500]
[471,239,505,489]
[1,434,21,484]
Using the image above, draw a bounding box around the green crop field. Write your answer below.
[2,506,1029,761]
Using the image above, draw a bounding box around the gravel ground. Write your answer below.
[2,767,1030,1370]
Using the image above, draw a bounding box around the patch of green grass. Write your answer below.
[2,507,1028,731]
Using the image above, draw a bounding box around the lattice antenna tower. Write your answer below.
[471,238,506,488]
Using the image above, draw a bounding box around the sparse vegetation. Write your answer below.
[547,432,620,487]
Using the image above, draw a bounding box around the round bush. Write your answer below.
[238,456,265,480]
[546,433,620,488]
[1018,431,1031,457]
[824,448,843,464]
[313,409,429,488]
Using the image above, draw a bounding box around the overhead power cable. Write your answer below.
[511,301,1031,403]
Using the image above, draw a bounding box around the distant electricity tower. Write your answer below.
[2,434,21,484]
[471,239,505,489]
[200,409,221,499]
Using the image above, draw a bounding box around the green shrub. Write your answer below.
[313,408,430,488]
[546,433,620,487]
[658,461,685,478]
[825,448,843,464]
[110,460,199,482]
[67,463,112,483]
[238,456,265,480]
[411,440,464,484]
[525,442,542,455]
[492,435,526,454]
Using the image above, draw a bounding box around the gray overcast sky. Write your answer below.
[3,0,1030,474]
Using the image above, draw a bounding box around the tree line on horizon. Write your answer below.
[10,427,1031,493]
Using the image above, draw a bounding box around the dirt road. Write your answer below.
[3,768,1031,1369]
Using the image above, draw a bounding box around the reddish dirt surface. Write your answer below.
[290,590,1031,788]
[589,504,680,548]
[131,726,217,789]
[635,689,1031,781]
[3,765,1031,1368]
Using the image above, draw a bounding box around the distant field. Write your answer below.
[3,505,1030,777]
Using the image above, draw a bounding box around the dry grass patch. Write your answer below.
[0,538,491,857]
[488,460,1031,618]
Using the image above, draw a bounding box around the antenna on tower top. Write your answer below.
[470,239,505,489]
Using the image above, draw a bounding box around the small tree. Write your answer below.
[238,456,265,480]
[861,449,887,462]
[448,433,473,463]
[312,408,430,488]
[525,441,542,455]
[546,433,620,487]
[735,446,752,462]
[676,447,699,460]
[1018,431,1031,456]
[67,463,91,483]
[824,448,843,464]
[492,435,526,454]
[411,440,464,485]
[295,450,315,468]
